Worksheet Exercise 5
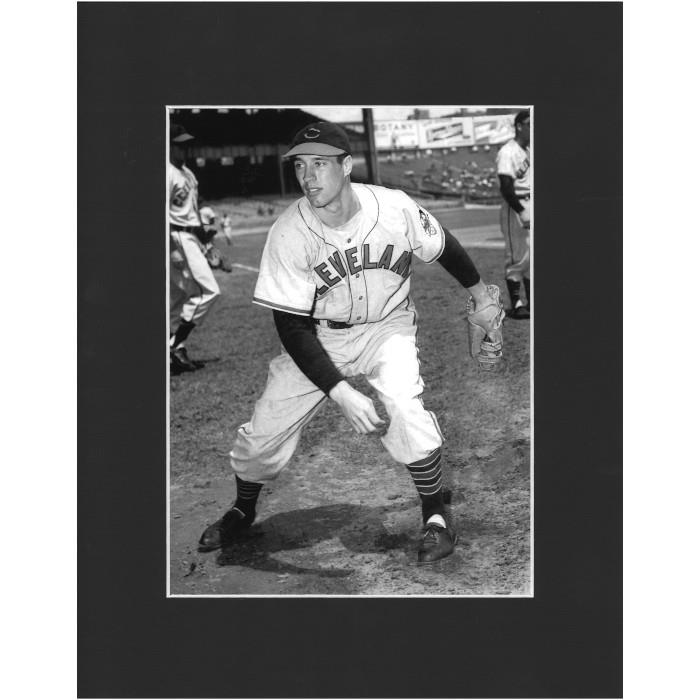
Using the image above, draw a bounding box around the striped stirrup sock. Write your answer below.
[233,475,263,517]
[406,447,445,522]
[171,320,195,349]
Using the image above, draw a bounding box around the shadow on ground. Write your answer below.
[214,499,508,580]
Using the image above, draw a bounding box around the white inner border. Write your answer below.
[166,105,534,599]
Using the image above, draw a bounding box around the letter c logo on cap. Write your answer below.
[304,128,321,139]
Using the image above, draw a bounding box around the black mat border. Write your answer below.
[78,3,622,698]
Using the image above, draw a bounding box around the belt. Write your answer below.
[171,225,199,233]
[518,195,530,201]
[313,318,354,330]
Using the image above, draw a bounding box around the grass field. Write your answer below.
[169,210,531,596]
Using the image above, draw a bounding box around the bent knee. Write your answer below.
[381,394,424,418]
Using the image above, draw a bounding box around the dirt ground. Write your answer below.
[169,215,531,596]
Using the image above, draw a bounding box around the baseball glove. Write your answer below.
[205,245,234,273]
[466,284,506,371]
[195,226,218,246]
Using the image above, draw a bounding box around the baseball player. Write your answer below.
[496,109,531,319]
[169,123,221,374]
[198,122,504,564]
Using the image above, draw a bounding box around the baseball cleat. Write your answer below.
[170,359,187,375]
[180,347,205,369]
[511,305,530,320]
[198,507,255,552]
[507,301,530,320]
[171,346,201,372]
[417,522,457,564]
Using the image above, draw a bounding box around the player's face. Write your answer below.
[293,155,350,208]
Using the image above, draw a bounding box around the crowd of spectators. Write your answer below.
[379,147,502,202]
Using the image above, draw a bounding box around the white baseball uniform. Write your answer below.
[169,163,220,328]
[496,139,531,278]
[230,183,446,482]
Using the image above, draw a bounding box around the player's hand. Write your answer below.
[329,381,386,435]
[468,280,494,313]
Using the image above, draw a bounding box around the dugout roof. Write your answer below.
[169,108,367,150]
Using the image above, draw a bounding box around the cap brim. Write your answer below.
[282,143,346,159]
[171,133,194,143]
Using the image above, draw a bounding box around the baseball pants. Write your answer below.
[500,201,531,281]
[170,230,220,329]
[230,301,444,483]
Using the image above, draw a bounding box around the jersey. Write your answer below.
[168,163,200,227]
[496,139,530,197]
[253,184,445,323]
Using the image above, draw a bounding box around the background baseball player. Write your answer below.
[169,123,221,373]
[198,122,504,565]
[496,109,531,319]
[199,203,233,273]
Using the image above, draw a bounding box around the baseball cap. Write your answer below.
[514,110,530,126]
[170,123,194,143]
[283,121,351,159]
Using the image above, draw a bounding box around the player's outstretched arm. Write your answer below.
[437,227,481,288]
[436,228,500,313]
[437,228,505,369]
[329,381,386,435]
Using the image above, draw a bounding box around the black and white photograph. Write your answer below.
[167,105,532,597]
[73,2,627,697]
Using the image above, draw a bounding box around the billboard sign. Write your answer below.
[373,115,515,150]
[473,114,516,144]
[418,118,475,148]
[374,117,478,150]
[374,120,420,150]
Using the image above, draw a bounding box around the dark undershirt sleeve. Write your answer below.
[498,174,524,213]
[436,227,481,289]
[273,310,345,395]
